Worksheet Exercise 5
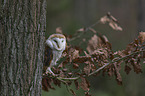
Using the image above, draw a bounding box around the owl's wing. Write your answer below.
[43,45,53,72]
[42,45,54,91]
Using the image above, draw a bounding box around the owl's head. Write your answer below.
[46,34,66,51]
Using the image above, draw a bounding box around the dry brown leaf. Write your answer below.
[131,61,142,74]
[80,77,90,91]
[108,68,114,77]
[89,28,97,33]
[53,78,61,87]
[109,21,123,31]
[102,35,109,42]
[67,48,80,62]
[85,92,92,96]
[74,80,79,90]
[84,64,91,75]
[87,34,108,54]
[124,65,131,74]
[77,28,85,32]
[92,48,109,58]
[114,50,126,57]
[87,35,99,54]
[72,49,79,59]
[139,32,145,43]
[100,13,123,31]
[73,63,79,69]
[84,51,90,57]
[56,27,62,34]
[100,16,109,24]
[42,78,55,91]
[114,63,122,85]
[73,56,91,63]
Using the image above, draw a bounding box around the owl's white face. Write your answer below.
[46,34,66,51]
[51,37,66,51]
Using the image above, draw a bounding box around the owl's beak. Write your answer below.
[56,40,63,50]
[56,42,60,49]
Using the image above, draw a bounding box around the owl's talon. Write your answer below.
[46,67,58,77]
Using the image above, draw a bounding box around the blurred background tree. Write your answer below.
[43,0,145,96]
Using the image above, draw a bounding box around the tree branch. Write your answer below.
[56,49,145,81]
[68,20,100,42]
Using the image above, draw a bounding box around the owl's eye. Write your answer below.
[53,39,57,43]
[62,40,64,42]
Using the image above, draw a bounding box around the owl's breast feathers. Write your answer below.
[43,45,53,72]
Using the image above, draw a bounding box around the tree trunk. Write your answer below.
[0,0,46,96]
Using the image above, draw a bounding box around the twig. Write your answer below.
[85,21,101,32]
[57,77,79,81]
[68,20,100,42]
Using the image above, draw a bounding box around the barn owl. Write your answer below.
[44,33,66,76]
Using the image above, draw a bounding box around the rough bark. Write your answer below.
[0,0,46,96]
